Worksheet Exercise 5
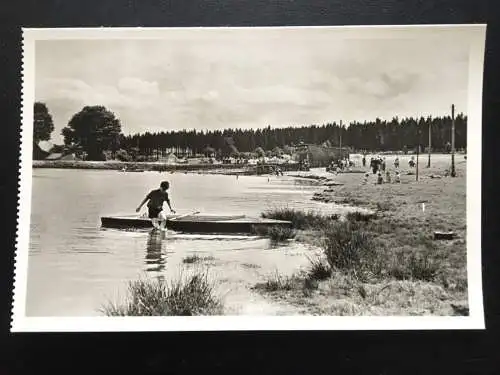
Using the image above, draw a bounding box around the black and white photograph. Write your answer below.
[12,25,486,331]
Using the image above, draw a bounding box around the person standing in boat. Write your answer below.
[136,181,176,230]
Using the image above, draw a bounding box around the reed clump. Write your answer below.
[320,221,384,282]
[252,224,296,243]
[101,272,223,316]
[261,207,339,230]
[253,270,298,292]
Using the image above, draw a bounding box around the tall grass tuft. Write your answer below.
[321,221,383,282]
[307,256,332,281]
[268,226,296,242]
[252,225,296,243]
[100,272,223,316]
[389,251,440,282]
[345,211,376,223]
[261,207,339,230]
[253,270,296,292]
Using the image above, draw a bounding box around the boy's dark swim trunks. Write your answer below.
[148,207,162,219]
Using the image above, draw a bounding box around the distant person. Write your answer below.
[381,157,386,172]
[363,172,369,185]
[136,181,176,231]
[370,158,378,174]
[385,170,391,183]
[362,155,366,167]
[409,156,415,168]
[377,172,384,184]
[394,171,401,183]
[394,157,400,169]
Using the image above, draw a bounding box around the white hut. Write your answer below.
[158,152,179,165]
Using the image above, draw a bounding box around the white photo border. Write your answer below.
[12,24,486,332]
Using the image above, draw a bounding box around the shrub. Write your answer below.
[321,221,383,282]
[115,149,131,162]
[100,272,223,316]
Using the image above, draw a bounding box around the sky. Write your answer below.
[34,27,473,144]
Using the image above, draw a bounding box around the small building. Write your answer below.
[59,153,79,161]
[292,144,351,168]
[158,152,179,165]
[44,152,80,161]
[45,153,64,160]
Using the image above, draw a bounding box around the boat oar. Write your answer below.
[167,211,200,222]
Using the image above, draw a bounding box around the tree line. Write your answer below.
[122,114,467,157]
[33,102,467,161]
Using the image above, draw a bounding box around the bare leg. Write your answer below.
[158,212,167,231]
[151,218,160,230]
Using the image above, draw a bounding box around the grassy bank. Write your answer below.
[253,156,468,316]
[101,271,223,316]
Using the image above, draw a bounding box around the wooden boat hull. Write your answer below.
[100,214,292,234]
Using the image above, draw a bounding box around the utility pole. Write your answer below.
[339,120,342,153]
[427,119,431,168]
[416,123,419,182]
[451,104,456,177]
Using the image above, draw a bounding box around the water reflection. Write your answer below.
[145,231,167,274]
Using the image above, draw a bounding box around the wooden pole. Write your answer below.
[339,120,342,153]
[451,104,456,177]
[416,125,419,182]
[427,119,431,168]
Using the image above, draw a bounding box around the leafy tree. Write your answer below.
[115,149,131,161]
[203,146,216,157]
[228,145,239,158]
[254,147,265,158]
[33,102,55,143]
[271,146,283,157]
[62,106,122,161]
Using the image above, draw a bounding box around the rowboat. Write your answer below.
[100,213,292,234]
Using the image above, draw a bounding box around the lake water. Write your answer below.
[26,168,349,317]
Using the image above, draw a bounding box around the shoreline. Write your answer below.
[249,154,468,316]
[32,160,303,175]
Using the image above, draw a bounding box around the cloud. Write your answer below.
[117,77,160,98]
[34,29,473,143]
